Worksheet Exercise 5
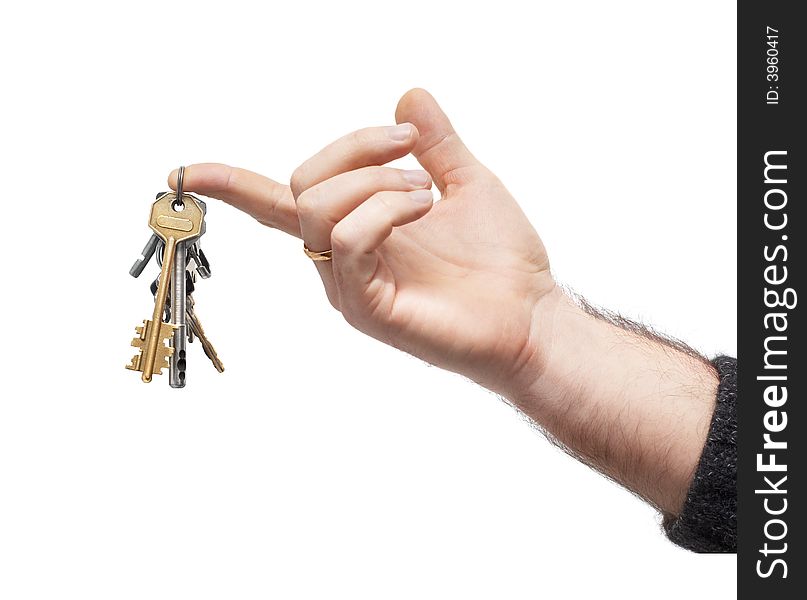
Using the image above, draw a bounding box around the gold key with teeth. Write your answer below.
[128,320,176,375]
[127,192,204,382]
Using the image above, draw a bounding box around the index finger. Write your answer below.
[168,163,299,237]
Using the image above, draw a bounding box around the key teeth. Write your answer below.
[126,320,177,377]
[127,350,172,374]
[160,322,179,337]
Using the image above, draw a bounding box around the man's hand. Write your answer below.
[170,89,556,400]
[169,89,718,518]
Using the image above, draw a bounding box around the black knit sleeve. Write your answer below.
[663,355,737,552]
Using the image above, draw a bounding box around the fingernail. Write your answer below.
[409,189,433,204]
[403,170,430,187]
[387,123,413,141]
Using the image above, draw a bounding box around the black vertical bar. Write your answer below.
[738,1,805,596]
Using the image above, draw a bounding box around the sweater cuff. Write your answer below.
[663,355,737,552]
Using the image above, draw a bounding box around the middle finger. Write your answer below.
[290,123,419,201]
[296,165,432,253]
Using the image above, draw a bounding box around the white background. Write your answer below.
[0,1,736,598]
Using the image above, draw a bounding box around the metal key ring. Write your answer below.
[175,165,185,207]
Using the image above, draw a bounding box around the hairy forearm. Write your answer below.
[511,287,719,515]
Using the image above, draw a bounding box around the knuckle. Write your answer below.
[255,216,277,229]
[220,165,236,193]
[372,190,395,211]
[330,221,358,253]
[351,127,377,149]
[358,166,389,187]
[295,190,316,220]
[289,165,309,199]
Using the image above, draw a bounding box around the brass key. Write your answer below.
[186,293,225,373]
[128,192,204,382]
[128,319,175,377]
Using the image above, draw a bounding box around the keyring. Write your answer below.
[176,165,185,206]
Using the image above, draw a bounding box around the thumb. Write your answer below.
[394,88,481,191]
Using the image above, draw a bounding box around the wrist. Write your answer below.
[479,275,564,402]
[502,285,579,408]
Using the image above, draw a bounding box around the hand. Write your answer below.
[170,89,718,516]
[171,89,557,399]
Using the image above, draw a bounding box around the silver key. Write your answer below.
[130,233,160,278]
[170,167,190,389]
[169,239,188,387]
[187,244,211,279]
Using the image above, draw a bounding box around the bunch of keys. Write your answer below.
[126,166,224,387]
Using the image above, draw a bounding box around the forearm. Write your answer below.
[510,287,719,515]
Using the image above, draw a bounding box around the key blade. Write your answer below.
[170,241,188,389]
[127,320,176,377]
[187,304,224,373]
